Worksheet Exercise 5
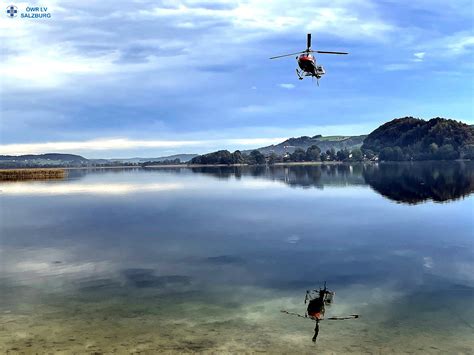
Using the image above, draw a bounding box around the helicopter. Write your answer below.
[270,34,348,85]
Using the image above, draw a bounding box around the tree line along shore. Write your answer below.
[189,117,474,165]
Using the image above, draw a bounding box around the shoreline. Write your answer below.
[1,159,470,172]
[145,161,349,168]
[0,162,345,171]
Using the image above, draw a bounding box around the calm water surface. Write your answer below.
[1,162,473,353]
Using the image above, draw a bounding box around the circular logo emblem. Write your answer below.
[7,5,18,17]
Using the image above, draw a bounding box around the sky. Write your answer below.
[1,0,473,158]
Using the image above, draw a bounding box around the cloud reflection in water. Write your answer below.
[0,182,182,195]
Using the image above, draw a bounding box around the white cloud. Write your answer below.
[0,138,200,155]
[447,35,474,54]
[286,235,301,244]
[0,137,285,155]
[384,52,426,70]
[278,83,295,89]
[423,256,434,269]
[0,45,120,88]
[413,52,425,62]
[383,63,413,71]
[224,137,284,146]
[417,32,474,59]
[239,104,272,114]
[0,5,190,91]
[142,0,394,38]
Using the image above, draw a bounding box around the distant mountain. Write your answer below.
[362,117,474,161]
[108,154,198,164]
[0,153,88,162]
[0,153,89,168]
[0,153,201,168]
[246,135,367,155]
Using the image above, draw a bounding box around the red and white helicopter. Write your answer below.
[270,34,348,85]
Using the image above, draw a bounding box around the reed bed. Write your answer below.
[0,168,67,181]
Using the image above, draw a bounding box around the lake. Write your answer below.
[1,162,473,353]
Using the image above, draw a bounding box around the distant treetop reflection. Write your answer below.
[190,162,474,204]
[363,162,474,204]
[191,165,366,188]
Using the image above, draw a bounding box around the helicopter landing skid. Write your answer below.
[296,69,304,80]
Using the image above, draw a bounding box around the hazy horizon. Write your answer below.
[1,117,472,159]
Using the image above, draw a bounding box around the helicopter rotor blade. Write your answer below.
[314,50,348,55]
[269,51,305,59]
[307,33,312,50]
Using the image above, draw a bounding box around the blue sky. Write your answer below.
[1,0,473,158]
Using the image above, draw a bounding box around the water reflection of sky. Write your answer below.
[1,165,473,287]
[0,164,473,352]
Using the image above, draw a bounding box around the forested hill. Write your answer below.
[0,153,89,167]
[246,135,366,155]
[361,117,474,160]
[0,153,88,162]
[191,117,474,164]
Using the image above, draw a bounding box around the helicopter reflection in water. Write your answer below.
[281,282,359,342]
